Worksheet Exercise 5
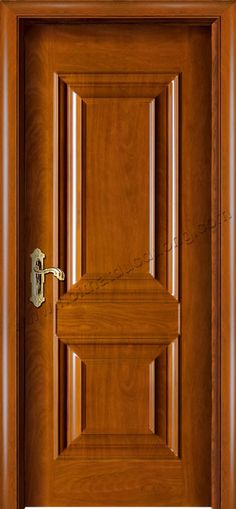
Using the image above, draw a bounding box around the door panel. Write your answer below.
[24,23,211,506]
[61,72,178,293]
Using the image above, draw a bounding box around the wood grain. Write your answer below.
[67,347,83,443]
[221,4,236,508]
[57,301,179,337]
[167,338,179,455]
[211,18,221,509]
[0,5,19,509]
[1,3,235,508]
[60,72,179,293]
[23,21,211,506]
[62,343,177,458]
[3,1,233,18]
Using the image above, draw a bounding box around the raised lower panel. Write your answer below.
[57,341,179,459]
[67,350,86,443]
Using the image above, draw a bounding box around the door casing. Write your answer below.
[0,2,236,508]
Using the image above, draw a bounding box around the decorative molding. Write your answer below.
[56,72,179,296]
[1,4,235,508]
[149,359,156,433]
[57,340,179,459]
[167,77,179,299]
[67,348,85,443]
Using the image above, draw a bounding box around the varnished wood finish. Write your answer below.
[211,19,221,509]
[57,301,179,337]
[221,4,236,508]
[0,5,18,509]
[64,342,178,459]
[0,2,236,509]
[60,71,179,292]
[24,21,210,506]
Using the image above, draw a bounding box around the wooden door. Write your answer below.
[24,22,212,506]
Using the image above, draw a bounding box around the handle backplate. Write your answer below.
[30,248,65,308]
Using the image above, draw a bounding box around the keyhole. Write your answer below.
[35,259,41,294]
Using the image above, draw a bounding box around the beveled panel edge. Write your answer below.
[59,72,179,87]
[67,87,83,287]
[56,72,180,298]
[1,7,234,508]
[59,440,178,459]
[67,347,83,444]
[167,337,179,456]
[57,340,179,459]
[167,76,179,299]
[149,359,156,433]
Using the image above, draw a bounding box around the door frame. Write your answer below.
[0,1,235,508]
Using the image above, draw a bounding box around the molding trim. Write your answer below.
[0,2,235,508]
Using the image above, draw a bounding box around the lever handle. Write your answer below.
[30,248,65,308]
[34,266,65,281]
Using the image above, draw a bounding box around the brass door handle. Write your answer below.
[30,248,65,308]
[34,266,65,280]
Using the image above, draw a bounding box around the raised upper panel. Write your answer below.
[83,97,153,277]
[56,73,179,298]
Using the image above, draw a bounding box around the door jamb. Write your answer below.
[1,2,235,508]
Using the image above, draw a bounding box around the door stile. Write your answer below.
[1,2,236,508]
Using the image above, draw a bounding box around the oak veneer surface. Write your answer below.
[24,22,212,506]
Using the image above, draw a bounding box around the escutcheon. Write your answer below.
[30,248,65,307]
